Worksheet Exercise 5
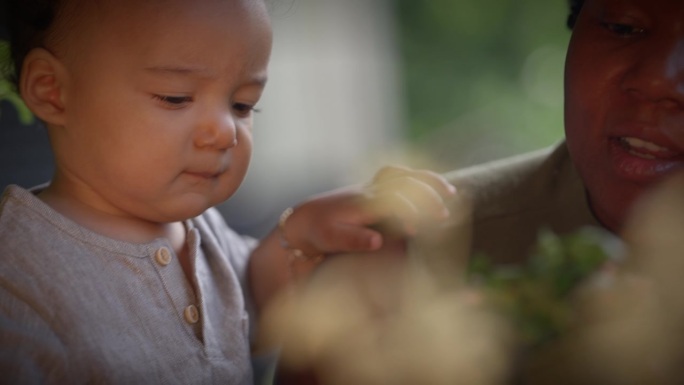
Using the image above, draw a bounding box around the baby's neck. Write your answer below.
[37,186,187,253]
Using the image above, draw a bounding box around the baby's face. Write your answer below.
[564,0,684,231]
[49,0,272,222]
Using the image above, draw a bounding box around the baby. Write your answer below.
[0,0,454,384]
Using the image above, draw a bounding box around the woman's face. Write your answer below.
[564,0,684,232]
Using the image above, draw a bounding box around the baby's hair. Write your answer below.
[567,0,584,29]
[2,0,67,91]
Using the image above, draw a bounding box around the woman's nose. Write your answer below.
[622,35,684,109]
[194,109,238,150]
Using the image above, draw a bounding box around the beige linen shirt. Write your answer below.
[0,185,257,384]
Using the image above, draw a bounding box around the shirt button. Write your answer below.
[155,247,172,266]
[184,305,200,324]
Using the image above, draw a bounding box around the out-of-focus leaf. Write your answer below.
[467,227,617,347]
[0,39,35,125]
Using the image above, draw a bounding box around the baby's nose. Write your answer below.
[194,111,237,150]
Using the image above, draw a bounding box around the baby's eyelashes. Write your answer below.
[151,94,261,118]
[152,94,193,109]
[232,103,260,117]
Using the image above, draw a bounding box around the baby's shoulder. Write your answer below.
[0,185,59,255]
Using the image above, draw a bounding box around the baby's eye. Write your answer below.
[601,22,645,37]
[152,95,193,109]
[233,103,259,117]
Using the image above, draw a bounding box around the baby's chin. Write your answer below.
[150,197,225,223]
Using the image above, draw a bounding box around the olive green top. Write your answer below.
[441,141,600,265]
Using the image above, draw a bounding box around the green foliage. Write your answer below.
[468,227,615,347]
[393,0,570,167]
[0,40,34,124]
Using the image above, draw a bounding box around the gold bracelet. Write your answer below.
[278,207,325,266]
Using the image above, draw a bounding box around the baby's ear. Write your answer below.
[20,48,68,126]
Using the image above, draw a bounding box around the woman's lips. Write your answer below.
[610,136,684,183]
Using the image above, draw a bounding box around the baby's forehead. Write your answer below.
[48,0,200,45]
[50,0,271,67]
[54,0,173,29]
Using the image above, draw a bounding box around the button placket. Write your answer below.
[149,230,203,340]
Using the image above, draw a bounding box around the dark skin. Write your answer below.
[564,0,684,233]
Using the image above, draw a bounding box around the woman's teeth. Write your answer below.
[620,137,671,159]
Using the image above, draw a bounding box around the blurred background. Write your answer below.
[0,0,571,237]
